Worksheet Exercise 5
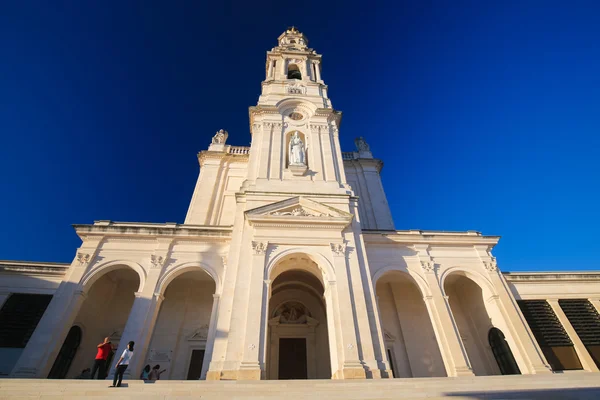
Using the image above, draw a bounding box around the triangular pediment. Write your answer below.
[245,197,353,229]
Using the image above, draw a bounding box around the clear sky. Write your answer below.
[1,1,599,271]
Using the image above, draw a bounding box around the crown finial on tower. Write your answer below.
[277,27,308,51]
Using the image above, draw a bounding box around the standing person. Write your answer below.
[148,364,167,381]
[111,341,134,388]
[91,337,112,379]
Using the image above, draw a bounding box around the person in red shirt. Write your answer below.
[90,337,112,379]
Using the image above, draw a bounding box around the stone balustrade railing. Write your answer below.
[228,146,250,155]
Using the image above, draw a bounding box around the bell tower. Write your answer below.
[244,27,350,195]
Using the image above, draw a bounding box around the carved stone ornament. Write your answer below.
[188,324,209,341]
[212,129,228,144]
[271,207,331,217]
[483,257,498,272]
[287,83,306,95]
[252,241,267,255]
[330,243,347,256]
[77,253,90,265]
[150,255,165,269]
[355,137,370,152]
[273,301,311,324]
[288,112,303,121]
[148,349,172,362]
[420,260,435,273]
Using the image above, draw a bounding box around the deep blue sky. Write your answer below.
[1,1,599,271]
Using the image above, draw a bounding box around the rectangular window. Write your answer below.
[559,299,600,369]
[0,294,52,348]
[518,300,583,371]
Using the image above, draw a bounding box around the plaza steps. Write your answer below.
[1,373,600,399]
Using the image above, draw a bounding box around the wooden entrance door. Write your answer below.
[278,338,307,379]
[186,349,205,380]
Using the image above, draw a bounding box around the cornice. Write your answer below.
[503,272,600,282]
[362,230,500,247]
[197,151,249,167]
[0,260,69,277]
[343,157,384,173]
[74,222,233,241]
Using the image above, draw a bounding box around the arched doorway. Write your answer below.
[375,271,446,377]
[489,327,521,375]
[51,267,140,379]
[267,254,331,379]
[145,269,216,380]
[444,273,509,376]
[48,326,82,379]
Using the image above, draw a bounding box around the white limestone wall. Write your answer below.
[184,157,248,225]
[68,273,138,378]
[145,277,215,380]
[377,281,446,377]
[445,277,500,376]
[344,160,394,230]
[0,263,67,376]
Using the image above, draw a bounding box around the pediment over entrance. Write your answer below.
[245,197,353,229]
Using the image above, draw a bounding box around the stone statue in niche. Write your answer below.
[212,129,228,144]
[288,131,306,166]
[355,136,370,152]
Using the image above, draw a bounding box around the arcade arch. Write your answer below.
[375,270,446,378]
[443,272,521,376]
[266,253,332,379]
[145,268,217,380]
[51,265,141,379]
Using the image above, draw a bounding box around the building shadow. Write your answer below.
[446,387,600,399]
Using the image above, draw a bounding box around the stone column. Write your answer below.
[420,261,474,377]
[107,290,160,380]
[238,242,268,380]
[11,284,87,378]
[329,244,366,379]
[479,256,552,374]
[201,293,220,379]
[315,61,322,81]
[323,280,342,376]
[548,299,599,372]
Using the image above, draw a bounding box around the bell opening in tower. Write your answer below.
[287,64,302,80]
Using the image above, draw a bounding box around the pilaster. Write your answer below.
[412,245,473,377]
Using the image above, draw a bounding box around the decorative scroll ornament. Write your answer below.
[271,207,331,217]
[330,243,347,256]
[77,253,90,265]
[212,129,228,144]
[355,137,370,152]
[150,255,165,269]
[420,260,435,273]
[483,257,498,272]
[252,241,267,255]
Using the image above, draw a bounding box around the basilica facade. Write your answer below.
[1,28,600,382]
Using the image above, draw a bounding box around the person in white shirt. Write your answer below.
[111,341,134,387]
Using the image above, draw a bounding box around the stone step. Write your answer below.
[1,373,600,399]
